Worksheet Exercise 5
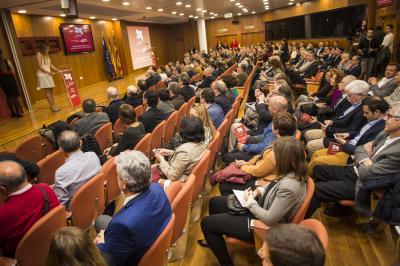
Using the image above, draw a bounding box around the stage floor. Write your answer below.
[0,71,145,151]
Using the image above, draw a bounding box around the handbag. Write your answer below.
[226,181,277,216]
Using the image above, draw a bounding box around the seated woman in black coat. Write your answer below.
[104,104,145,157]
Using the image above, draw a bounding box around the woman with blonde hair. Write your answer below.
[190,103,216,145]
[46,227,108,266]
[36,43,61,112]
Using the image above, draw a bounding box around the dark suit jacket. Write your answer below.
[146,74,161,87]
[179,86,195,102]
[198,75,216,89]
[302,61,318,79]
[215,93,232,115]
[73,112,110,136]
[105,99,124,125]
[97,184,171,266]
[323,119,385,152]
[139,107,165,133]
[345,64,361,78]
[325,103,366,137]
[124,95,142,108]
[171,94,185,110]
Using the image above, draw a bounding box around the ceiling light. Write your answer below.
[196,8,202,11]
[252,11,256,14]
[172,11,177,14]
[239,5,243,8]
[211,16,215,19]
[296,2,301,6]
[176,2,182,5]
[60,13,66,17]
[288,2,294,5]
[146,6,152,10]
[238,13,242,16]
[122,1,130,6]
[157,8,164,12]
[243,10,248,12]
[102,0,110,2]
[18,10,27,14]
[89,16,96,19]
[235,3,240,5]
[214,14,218,16]
[185,4,191,8]
[230,0,235,1]
[179,13,184,16]
[202,10,207,13]
[189,15,193,18]
[112,18,118,21]
[194,16,198,18]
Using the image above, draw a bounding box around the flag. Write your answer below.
[112,34,123,76]
[102,37,115,78]
[108,37,117,77]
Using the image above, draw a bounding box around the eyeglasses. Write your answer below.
[386,113,400,119]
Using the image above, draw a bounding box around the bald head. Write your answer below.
[0,161,27,194]
[57,130,81,154]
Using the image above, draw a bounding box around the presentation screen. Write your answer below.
[127,26,153,69]
[60,24,95,54]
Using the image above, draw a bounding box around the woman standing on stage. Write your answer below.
[0,49,23,118]
[36,43,61,112]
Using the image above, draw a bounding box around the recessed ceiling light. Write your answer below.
[243,10,248,12]
[214,13,218,16]
[202,10,207,13]
[252,11,256,14]
[172,11,177,14]
[189,15,194,18]
[176,2,182,5]
[238,13,242,16]
[211,16,215,19]
[89,16,96,19]
[235,3,240,5]
[288,2,293,5]
[185,4,191,8]
[196,8,202,11]
[179,13,184,16]
[60,13,66,17]
[112,17,117,21]
[194,16,198,18]
[157,8,164,12]
[102,0,110,2]
[239,5,243,8]
[146,6,152,10]
[122,1,130,6]
[230,0,235,1]
[18,10,27,14]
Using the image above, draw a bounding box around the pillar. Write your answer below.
[197,18,208,52]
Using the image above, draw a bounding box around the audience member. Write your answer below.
[168,81,185,110]
[53,130,101,208]
[190,103,216,145]
[212,80,232,115]
[235,64,248,86]
[153,116,207,185]
[104,87,124,125]
[258,223,325,266]
[145,69,161,87]
[344,55,361,78]
[0,152,39,181]
[139,90,165,133]
[124,85,142,108]
[198,67,216,89]
[137,79,148,93]
[73,98,110,137]
[306,103,400,218]
[384,71,400,106]
[369,63,399,97]
[178,74,195,102]
[199,137,308,266]
[358,29,380,79]
[105,104,145,157]
[157,89,175,118]
[200,88,224,129]
[46,227,108,266]
[0,161,59,257]
[95,150,171,266]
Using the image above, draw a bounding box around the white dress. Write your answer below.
[36,54,55,90]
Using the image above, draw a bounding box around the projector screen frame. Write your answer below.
[59,23,96,55]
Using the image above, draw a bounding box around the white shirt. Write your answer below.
[9,183,32,197]
[372,136,400,159]
[377,77,394,88]
[382,32,394,53]
[123,193,140,206]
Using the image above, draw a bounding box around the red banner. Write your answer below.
[377,0,394,8]
[61,69,81,107]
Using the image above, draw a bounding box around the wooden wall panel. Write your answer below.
[168,22,199,61]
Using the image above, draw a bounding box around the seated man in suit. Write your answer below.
[157,89,175,118]
[212,80,232,115]
[368,63,399,97]
[53,130,101,209]
[344,55,362,78]
[308,96,388,175]
[200,88,224,129]
[168,82,185,110]
[104,87,124,125]
[144,69,161,88]
[0,161,59,257]
[306,80,369,155]
[95,150,172,266]
[297,51,318,79]
[326,47,342,68]
[124,85,142,108]
[306,103,400,218]
[139,90,165,133]
[178,74,195,102]
[197,67,216,89]
[223,96,287,164]
[73,98,110,137]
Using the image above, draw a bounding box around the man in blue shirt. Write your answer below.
[223,96,288,164]
[95,150,171,266]
[201,88,224,129]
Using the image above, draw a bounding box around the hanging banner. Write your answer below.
[60,69,81,107]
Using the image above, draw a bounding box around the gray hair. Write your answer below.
[168,81,180,94]
[115,150,151,193]
[342,75,357,86]
[0,161,26,190]
[391,103,400,117]
[57,130,81,153]
[127,85,138,95]
[270,95,288,112]
[212,80,227,93]
[346,80,369,95]
[107,87,118,100]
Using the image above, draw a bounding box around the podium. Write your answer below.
[60,69,81,107]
